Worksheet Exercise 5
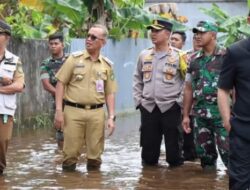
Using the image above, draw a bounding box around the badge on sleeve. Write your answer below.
[110,70,115,81]
[96,79,104,93]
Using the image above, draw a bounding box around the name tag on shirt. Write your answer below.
[96,79,104,93]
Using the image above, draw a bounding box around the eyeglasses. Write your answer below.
[86,34,104,41]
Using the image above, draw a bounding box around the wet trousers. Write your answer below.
[62,105,105,167]
[229,119,250,190]
[193,117,229,168]
[139,103,183,166]
[0,115,13,173]
[182,115,196,161]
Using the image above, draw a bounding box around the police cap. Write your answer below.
[147,19,173,31]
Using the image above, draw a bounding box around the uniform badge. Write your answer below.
[76,75,83,81]
[110,70,115,80]
[96,79,104,92]
[144,72,151,80]
[142,64,153,72]
[166,68,174,80]
[167,56,177,63]
[144,55,153,61]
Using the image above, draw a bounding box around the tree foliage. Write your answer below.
[200,3,250,47]
[1,0,186,40]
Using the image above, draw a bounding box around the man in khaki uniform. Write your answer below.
[54,24,117,171]
[0,20,25,174]
[133,19,185,167]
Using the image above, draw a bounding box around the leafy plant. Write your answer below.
[43,0,88,37]
[33,113,53,128]
[5,4,56,39]
[2,0,187,40]
[200,3,250,47]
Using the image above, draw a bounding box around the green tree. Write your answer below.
[1,0,186,40]
[200,3,250,47]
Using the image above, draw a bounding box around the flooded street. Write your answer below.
[1,113,228,190]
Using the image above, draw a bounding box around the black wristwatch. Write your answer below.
[109,115,116,121]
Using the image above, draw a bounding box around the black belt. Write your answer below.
[64,100,103,110]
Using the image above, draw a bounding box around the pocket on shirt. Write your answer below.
[3,94,16,110]
[1,64,16,78]
[73,67,86,81]
[142,64,153,82]
[163,66,176,84]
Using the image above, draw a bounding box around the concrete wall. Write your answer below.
[8,39,51,126]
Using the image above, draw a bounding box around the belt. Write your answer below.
[64,100,103,110]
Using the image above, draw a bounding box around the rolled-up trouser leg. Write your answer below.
[0,116,13,173]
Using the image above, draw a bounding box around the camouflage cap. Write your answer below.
[0,20,11,36]
[192,21,218,33]
[146,19,173,31]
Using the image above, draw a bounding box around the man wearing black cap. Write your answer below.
[40,32,67,150]
[217,12,250,190]
[133,19,185,167]
[0,20,25,174]
[182,21,229,170]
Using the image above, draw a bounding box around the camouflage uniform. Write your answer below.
[40,55,68,88]
[40,55,68,141]
[188,46,229,168]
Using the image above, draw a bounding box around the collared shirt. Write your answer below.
[56,50,117,105]
[0,50,25,116]
[186,45,226,118]
[133,47,184,113]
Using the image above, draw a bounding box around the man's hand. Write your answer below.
[54,110,64,130]
[0,77,13,86]
[223,120,231,132]
[107,118,115,136]
[182,116,191,134]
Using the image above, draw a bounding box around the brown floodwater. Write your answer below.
[0,113,228,190]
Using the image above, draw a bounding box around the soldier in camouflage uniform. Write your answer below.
[182,21,229,170]
[40,32,68,149]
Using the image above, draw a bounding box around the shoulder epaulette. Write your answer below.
[5,50,19,64]
[72,51,84,57]
[102,56,114,67]
[64,53,70,58]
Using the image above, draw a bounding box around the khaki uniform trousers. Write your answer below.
[62,105,105,167]
[0,116,13,173]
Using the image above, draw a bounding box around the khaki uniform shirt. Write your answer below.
[56,50,117,105]
[133,47,184,113]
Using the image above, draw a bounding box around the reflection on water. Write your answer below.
[0,113,228,189]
